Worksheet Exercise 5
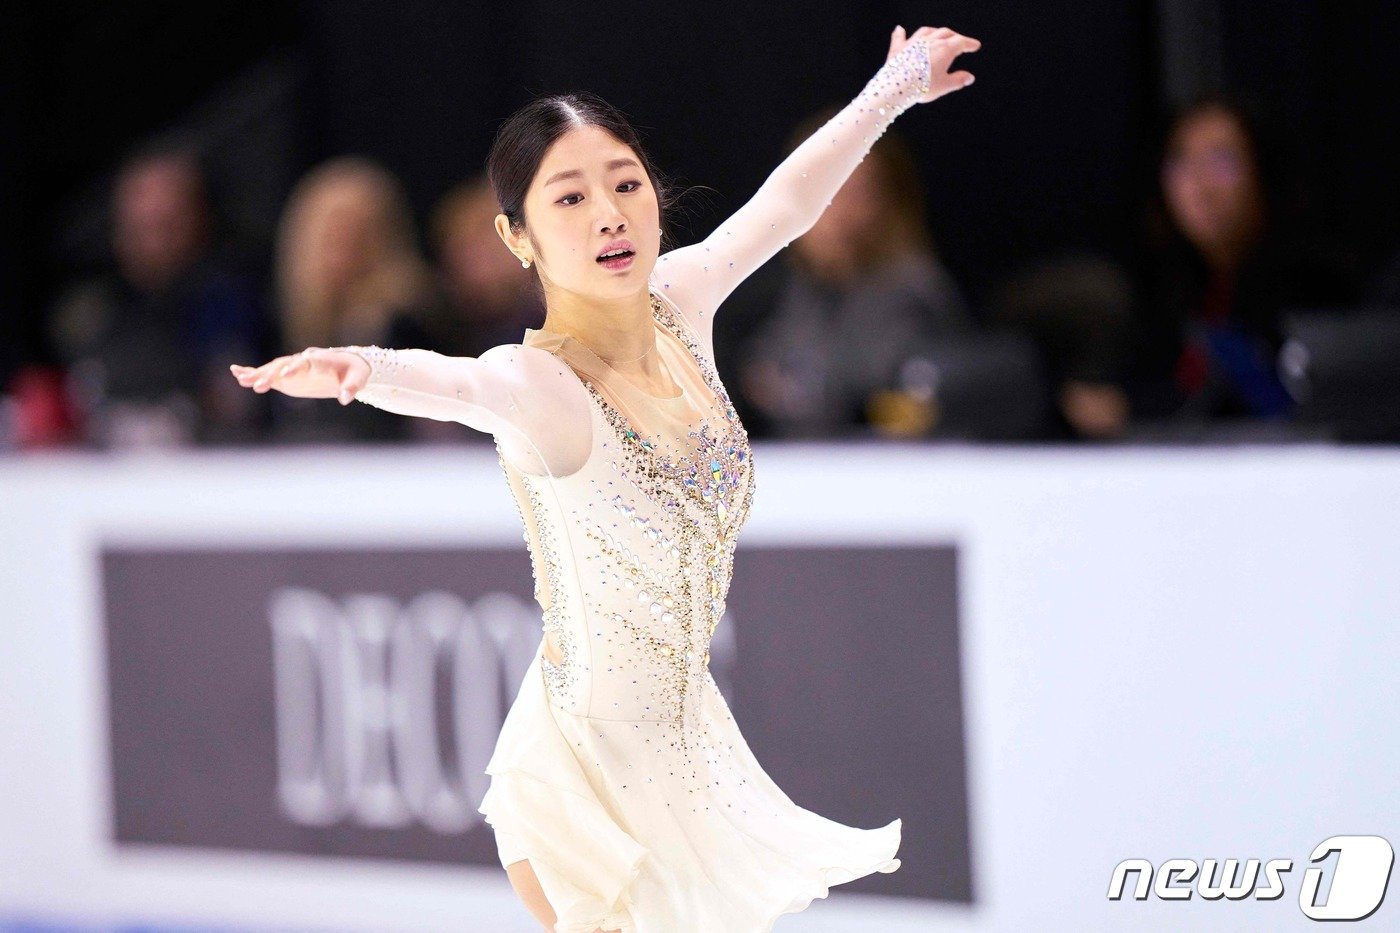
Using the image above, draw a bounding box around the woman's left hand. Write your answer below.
[887,25,981,104]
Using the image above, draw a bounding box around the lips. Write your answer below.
[596,239,634,262]
[598,253,635,272]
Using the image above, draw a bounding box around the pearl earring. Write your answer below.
[521,258,531,268]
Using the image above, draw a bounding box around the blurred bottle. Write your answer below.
[867,355,941,439]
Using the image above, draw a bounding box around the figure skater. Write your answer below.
[232,24,979,933]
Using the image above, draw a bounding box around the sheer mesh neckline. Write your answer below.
[523,289,692,404]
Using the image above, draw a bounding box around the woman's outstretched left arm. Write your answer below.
[653,25,980,355]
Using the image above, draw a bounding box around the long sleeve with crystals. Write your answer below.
[653,36,934,352]
[330,345,515,429]
[326,342,591,472]
[327,341,546,431]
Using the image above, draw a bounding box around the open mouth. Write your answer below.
[596,249,635,264]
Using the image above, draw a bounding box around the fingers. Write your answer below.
[230,355,290,392]
[279,354,310,381]
[230,348,328,392]
[907,26,981,96]
[906,25,981,54]
[250,358,284,391]
[230,362,263,388]
[942,33,980,89]
[338,374,364,406]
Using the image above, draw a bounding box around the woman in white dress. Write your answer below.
[233,23,979,933]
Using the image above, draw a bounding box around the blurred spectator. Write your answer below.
[269,155,448,443]
[46,144,269,448]
[735,108,972,440]
[986,252,1134,440]
[429,175,543,358]
[1122,91,1359,425]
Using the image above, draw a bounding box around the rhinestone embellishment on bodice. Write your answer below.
[500,290,756,733]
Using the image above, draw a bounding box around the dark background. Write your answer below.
[4,0,1397,372]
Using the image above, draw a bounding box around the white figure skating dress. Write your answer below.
[335,35,933,933]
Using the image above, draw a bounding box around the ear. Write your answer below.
[495,212,526,261]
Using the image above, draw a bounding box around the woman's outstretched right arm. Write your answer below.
[230,344,592,474]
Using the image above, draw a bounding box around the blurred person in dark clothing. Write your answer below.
[46,145,269,448]
[987,252,1133,440]
[429,176,544,358]
[1123,91,1359,425]
[735,107,971,440]
[270,156,448,443]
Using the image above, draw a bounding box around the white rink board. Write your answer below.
[1,442,1397,932]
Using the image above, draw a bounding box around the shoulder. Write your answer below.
[477,342,594,408]
[476,342,595,476]
[647,269,717,362]
[473,340,557,373]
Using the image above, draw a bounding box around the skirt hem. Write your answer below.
[759,818,903,930]
[481,765,649,933]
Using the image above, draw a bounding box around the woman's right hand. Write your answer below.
[230,348,371,405]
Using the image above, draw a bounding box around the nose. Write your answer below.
[597,196,627,235]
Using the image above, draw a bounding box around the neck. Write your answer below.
[541,283,657,366]
[1200,230,1254,274]
[1201,206,1266,273]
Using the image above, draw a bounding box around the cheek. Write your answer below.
[527,211,567,262]
[640,192,661,234]
[1218,173,1254,206]
[1163,173,1198,214]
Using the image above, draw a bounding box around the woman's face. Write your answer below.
[441,195,530,310]
[298,177,384,295]
[113,157,208,292]
[314,194,376,293]
[1161,107,1263,258]
[507,125,660,300]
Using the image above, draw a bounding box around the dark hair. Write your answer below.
[486,91,686,262]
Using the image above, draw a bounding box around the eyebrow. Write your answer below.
[543,157,641,187]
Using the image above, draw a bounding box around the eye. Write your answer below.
[556,181,643,206]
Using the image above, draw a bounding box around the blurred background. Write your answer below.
[2,2,1399,932]
[3,0,1397,450]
